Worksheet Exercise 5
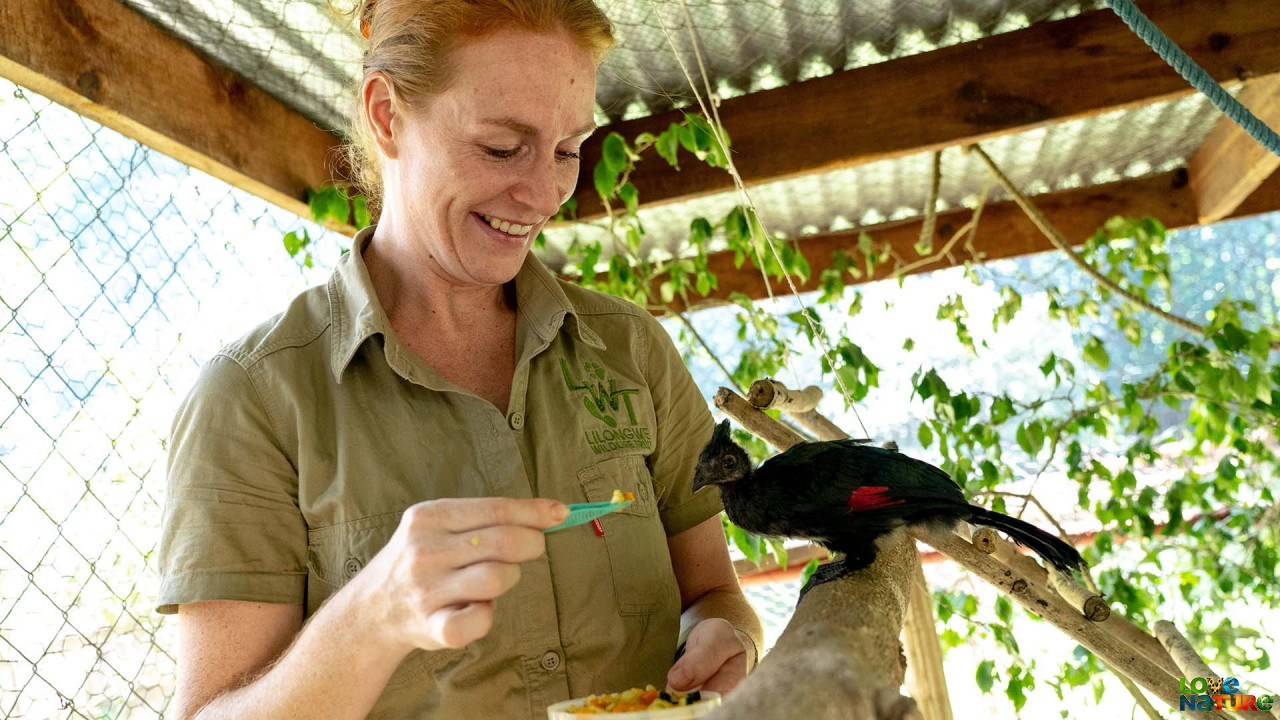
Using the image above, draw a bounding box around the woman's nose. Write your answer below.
[517,153,570,218]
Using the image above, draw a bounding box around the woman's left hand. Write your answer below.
[665,618,750,696]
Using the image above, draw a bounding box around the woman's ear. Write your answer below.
[362,72,399,160]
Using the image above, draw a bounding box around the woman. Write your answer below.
[155,1,763,718]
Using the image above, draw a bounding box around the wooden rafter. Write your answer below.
[1188,74,1280,224]
[635,168,1280,312]
[572,0,1280,220]
[0,0,349,231]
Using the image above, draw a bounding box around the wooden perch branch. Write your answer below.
[1152,622,1264,720]
[714,387,806,450]
[973,527,1110,622]
[913,528,1233,720]
[747,379,851,442]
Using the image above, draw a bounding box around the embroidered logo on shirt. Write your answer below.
[560,357,652,454]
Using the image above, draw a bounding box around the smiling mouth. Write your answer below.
[475,212,537,238]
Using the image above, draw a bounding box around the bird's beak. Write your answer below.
[691,468,711,493]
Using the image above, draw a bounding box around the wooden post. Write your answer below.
[902,553,954,720]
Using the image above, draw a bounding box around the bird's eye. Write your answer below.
[723,456,737,468]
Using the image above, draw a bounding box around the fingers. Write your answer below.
[411,497,569,534]
[667,620,746,691]
[428,600,495,649]
[431,561,522,607]
[447,525,546,568]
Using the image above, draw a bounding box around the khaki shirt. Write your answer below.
[156,227,723,719]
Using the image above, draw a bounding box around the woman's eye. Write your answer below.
[484,146,519,159]
[556,150,581,163]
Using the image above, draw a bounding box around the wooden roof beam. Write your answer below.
[648,168,1280,312]
[1188,75,1280,224]
[572,0,1280,221]
[0,0,350,232]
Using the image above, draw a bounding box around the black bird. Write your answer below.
[693,420,1086,601]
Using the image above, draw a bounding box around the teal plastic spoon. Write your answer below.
[543,500,633,533]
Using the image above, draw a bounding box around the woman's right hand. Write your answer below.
[351,497,569,655]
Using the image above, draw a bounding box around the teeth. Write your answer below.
[479,213,535,236]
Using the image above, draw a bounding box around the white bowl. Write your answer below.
[546,690,721,719]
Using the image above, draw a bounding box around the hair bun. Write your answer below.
[360,0,374,38]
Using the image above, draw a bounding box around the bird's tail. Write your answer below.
[965,505,1085,573]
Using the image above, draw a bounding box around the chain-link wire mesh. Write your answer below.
[0,77,344,719]
[117,0,1100,129]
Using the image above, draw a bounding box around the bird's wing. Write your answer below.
[765,442,967,514]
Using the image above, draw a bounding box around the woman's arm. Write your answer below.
[171,497,568,719]
[666,514,765,694]
[173,589,406,720]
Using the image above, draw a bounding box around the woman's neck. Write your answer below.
[363,223,516,341]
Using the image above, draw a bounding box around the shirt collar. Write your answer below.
[328,226,605,383]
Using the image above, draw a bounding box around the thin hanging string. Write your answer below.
[648,0,871,438]
[1105,0,1280,157]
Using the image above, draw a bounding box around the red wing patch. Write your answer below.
[847,486,906,512]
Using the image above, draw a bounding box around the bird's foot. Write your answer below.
[797,557,852,607]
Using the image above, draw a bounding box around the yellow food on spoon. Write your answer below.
[610,489,636,510]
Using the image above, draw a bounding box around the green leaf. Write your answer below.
[976,660,996,693]
[1039,354,1057,377]
[618,182,639,215]
[801,557,822,585]
[352,195,372,228]
[766,538,788,568]
[1083,336,1110,370]
[656,125,681,168]
[282,229,311,258]
[918,423,934,448]
[593,160,619,199]
[601,132,628,174]
[995,596,1013,624]
[308,185,350,225]
[695,273,712,296]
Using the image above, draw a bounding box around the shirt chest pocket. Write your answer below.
[306,514,469,689]
[577,454,679,616]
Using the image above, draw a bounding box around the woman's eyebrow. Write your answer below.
[480,117,597,139]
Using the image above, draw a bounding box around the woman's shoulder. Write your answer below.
[215,282,332,371]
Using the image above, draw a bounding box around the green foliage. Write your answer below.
[283,184,374,267]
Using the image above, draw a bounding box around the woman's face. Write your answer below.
[382,27,598,287]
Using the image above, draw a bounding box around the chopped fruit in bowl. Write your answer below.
[546,686,720,719]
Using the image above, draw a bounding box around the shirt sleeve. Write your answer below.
[640,313,723,536]
[155,354,307,615]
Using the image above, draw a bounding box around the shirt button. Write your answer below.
[540,650,561,671]
[344,557,363,578]
[509,412,525,430]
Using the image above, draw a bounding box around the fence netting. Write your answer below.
[0,77,342,719]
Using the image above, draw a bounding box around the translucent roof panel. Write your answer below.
[537,92,1231,270]
[119,0,1100,130]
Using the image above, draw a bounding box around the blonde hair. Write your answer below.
[336,0,615,209]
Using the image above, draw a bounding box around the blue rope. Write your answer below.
[1105,0,1280,157]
